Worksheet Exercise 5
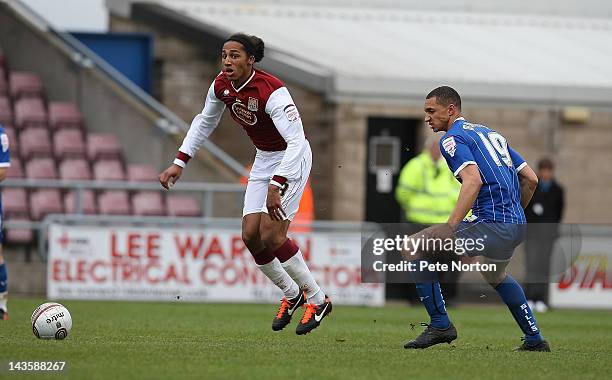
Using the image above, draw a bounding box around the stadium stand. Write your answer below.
[166,195,201,217]
[9,71,44,100]
[93,159,125,181]
[5,156,22,178]
[3,188,28,216]
[64,190,97,215]
[53,129,87,159]
[98,190,131,215]
[48,101,83,131]
[87,133,122,161]
[1,67,203,243]
[0,50,203,231]
[29,189,63,220]
[25,157,57,179]
[14,97,46,130]
[127,164,158,182]
[19,127,53,159]
[59,158,91,180]
[132,191,166,216]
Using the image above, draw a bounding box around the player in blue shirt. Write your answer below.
[403,86,549,351]
[0,124,10,320]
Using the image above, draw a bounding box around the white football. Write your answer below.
[31,303,72,340]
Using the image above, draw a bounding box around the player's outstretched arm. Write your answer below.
[517,164,538,208]
[447,164,482,229]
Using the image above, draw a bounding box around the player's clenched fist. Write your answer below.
[158,164,183,190]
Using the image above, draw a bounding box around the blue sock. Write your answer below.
[495,274,543,345]
[0,262,7,293]
[412,260,450,329]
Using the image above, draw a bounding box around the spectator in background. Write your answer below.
[525,158,565,313]
[0,124,10,320]
[394,134,460,304]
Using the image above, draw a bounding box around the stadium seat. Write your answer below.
[54,129,86,159]
[3,125,18,156]
[87,133,122,161]
[0,96,12,125]
[64,190,97,214]
[3,216,35,244]
[127,164,158,182]
[166,195,201,217]
[14,97,47,130]
[98,191,131,215]
[29,189,63,220]
[48,102,83,131]
[9,71,44,100]
[132,191,166,216]
[6,156,23,178]
[59,158,91,180]
[19,127,52,159]
[93,159,125,181]
[25,157,57,179]
[2,188,29,216]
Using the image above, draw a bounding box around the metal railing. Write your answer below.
[2,178,246,231]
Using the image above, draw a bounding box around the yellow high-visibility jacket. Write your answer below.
[395,152,460,224]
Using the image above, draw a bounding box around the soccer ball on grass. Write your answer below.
[31,303,72,340]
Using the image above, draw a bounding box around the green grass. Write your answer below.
[1,298,611,379]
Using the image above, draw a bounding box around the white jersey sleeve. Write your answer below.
[265,87,307,181]
[175,81,226,167]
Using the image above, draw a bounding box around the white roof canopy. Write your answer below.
[110,0,612,106]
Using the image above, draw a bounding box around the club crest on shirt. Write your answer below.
[283,104,300,122]
[1,133,8,152]
[231,101,258,126]
[247,97,258,111]
[442,136,456,157]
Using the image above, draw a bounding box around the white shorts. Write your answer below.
[242,141,312,221]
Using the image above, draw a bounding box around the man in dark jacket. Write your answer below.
[524,158,565,312]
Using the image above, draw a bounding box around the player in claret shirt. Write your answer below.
[159,33,331,335]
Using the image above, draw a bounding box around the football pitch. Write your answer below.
[2,298,611,379]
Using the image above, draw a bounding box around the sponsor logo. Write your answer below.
[462,122,476,130]
[442,136,457,157]
[223,89,230,96]
[231,101,257,126]
[283,104,300,122]
[463,214,478,222]
[247,97,259,111]
[56,231,91,254]
[314,303,329,322]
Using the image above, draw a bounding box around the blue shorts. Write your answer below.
[455,221,526,261]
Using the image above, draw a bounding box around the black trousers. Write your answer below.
[524,225,558,303]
